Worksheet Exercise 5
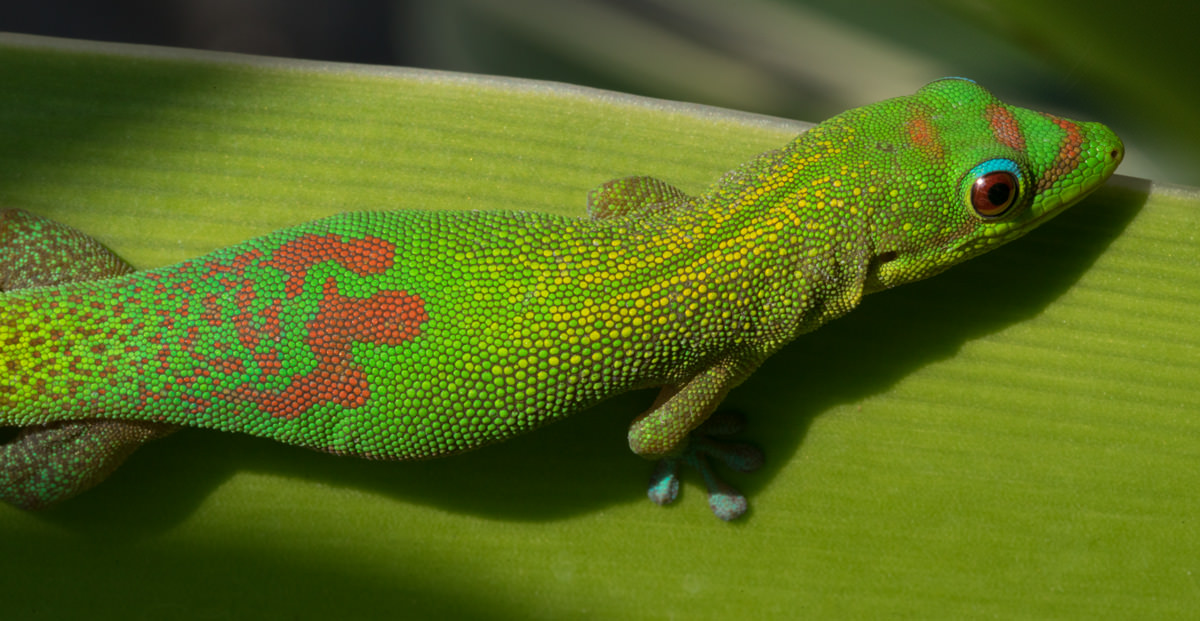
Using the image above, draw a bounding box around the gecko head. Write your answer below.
[860,78,1124,293]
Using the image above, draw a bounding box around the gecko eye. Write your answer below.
[961,158,1025,220]
[971,171,1017,218]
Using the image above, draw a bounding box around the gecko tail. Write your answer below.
[2,208,135,424]
[0,209,180,509]
[0,420,178,509]
[1,208,134,290]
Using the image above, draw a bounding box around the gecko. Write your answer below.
[0,79,1123,519]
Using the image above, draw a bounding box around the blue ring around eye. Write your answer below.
[961,158,1025,219]
[967,158,1021,179]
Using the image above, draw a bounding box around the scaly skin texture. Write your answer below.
[0,79,1123,518]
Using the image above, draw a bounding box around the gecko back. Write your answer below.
[0,79,1123,517]
[1,204,742,476]
[1,209,642,506]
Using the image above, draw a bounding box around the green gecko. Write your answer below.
[0,79,1122,519]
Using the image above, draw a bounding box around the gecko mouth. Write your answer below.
[865,250,899,280]
[873,250,899,266]
[863,250,902,293]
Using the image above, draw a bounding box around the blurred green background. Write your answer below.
[2,0,1194,184]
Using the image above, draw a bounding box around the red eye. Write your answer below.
[971,171,1018,218]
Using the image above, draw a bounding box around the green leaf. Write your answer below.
[1,34,1197,619]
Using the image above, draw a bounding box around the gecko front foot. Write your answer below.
[646,413,763,521]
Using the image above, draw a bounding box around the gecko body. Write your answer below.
[0,79,1123,518]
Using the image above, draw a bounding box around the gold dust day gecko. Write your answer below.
[0,79,1123,519]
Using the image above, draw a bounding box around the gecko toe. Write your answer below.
[647,457,681,507]
[645,414,762,520]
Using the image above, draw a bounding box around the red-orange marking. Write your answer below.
[986,104,1025,151]
[906,112,944,161]
[1036,116,1084,191]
